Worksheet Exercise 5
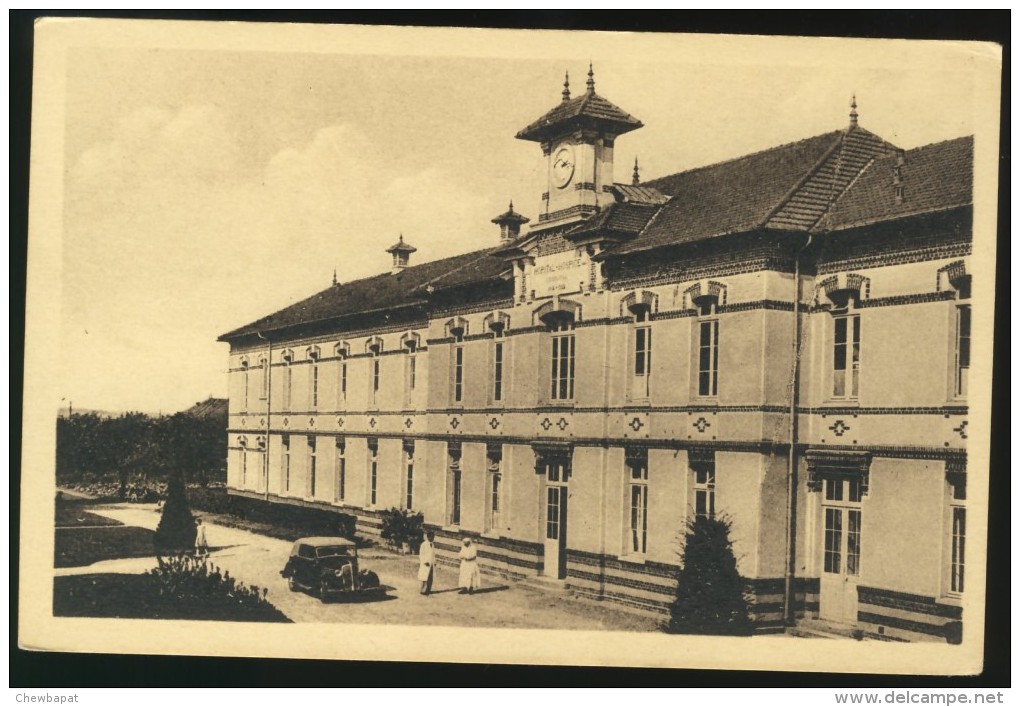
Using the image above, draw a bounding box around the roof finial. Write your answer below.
[849,94,858,129]
[508,199,514,212]
[332,268,337,286]
[632,156,641,186]
[562,70,571,102]
[586,62,595,93]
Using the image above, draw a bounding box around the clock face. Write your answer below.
[552,145,575,189]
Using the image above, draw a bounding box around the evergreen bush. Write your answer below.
[379,507,424,553]
[154,472,196,554]
[665,515,754,636]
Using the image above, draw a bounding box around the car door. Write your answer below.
[296,544,316,587]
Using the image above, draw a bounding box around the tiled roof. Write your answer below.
[516,90,643,142]
[222,126,972,343]
[766,128,893,231]
[610,183,670,205]
[818,136,973,232]
[613,130,850,256]
[219,247,509,340]
[568,202,660,239]
[182,397,228,421]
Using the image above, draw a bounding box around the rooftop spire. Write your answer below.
[849,94,858,129]
[562,71,571,102]
[586,62,595,93]
[332,268,337,286]
[632,156,641,186]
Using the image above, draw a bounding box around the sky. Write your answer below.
[43,21,988,414]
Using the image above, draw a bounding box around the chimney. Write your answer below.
[491,200,530,243]
[385,234,417,274]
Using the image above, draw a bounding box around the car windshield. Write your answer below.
[315,546,352,558]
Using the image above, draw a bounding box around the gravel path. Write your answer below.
[81,504,661,633]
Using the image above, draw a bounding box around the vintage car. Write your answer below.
[280,537,382,602]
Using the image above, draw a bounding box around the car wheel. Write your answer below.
[319,579,331,603]
[288,577,299,592]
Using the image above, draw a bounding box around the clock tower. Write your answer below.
[516,65,643,235]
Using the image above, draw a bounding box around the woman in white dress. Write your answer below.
[457,537,481,594]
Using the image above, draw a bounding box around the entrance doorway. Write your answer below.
[818,476,863,624]
[543,460,568,579]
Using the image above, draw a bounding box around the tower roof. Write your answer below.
[491,201,530,225]
[385,234,417,254]
[516,82,643,142]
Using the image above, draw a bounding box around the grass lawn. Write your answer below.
[53,573,291,622]
[55,525,158,568]
[56,504,124,528]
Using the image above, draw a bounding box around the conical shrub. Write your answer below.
[665,515,754,636]
[154,472,196,554]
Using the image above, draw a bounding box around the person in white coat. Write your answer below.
[194,517,209,557]
[418,531,436,595]
[458,537,481,595]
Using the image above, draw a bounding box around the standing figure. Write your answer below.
[194,517,209,557]
[458,537,481,595]
[418,530,436,595]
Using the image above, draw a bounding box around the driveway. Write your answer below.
[83,504,660,632]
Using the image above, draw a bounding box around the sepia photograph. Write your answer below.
[18,16,1003,677]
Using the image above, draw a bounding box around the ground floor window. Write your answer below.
[822,477,862,577]
[691,455,716,521]
[403,441,415,510]
[282,435,291,493]
[627,453,648,554]
[308,437,317,498]
[448,446,462,526]
[335,438,346,502]
[486,447,502,532]
[948,474,966,594]
[368,439,378,506]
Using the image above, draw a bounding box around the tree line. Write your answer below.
[56,411,226,495]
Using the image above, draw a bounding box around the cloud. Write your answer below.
[69,104,241,202]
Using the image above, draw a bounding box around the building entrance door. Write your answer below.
[818,477,863,624]
[543,461,568,579]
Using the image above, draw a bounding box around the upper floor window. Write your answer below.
[404,340,418,405]
[451,327,465,404]
[696,301,719,398]
[492,323,505,403]
[548,315,575,401]
[335,343,349,409]
[631,305,652,399]
[240,359,250,412]
[367,339,383,407]
[281,351,294,411]
[833,313,861,399]
[259,357,268,400]
[307,348,320,410]
[954,305,971,399]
